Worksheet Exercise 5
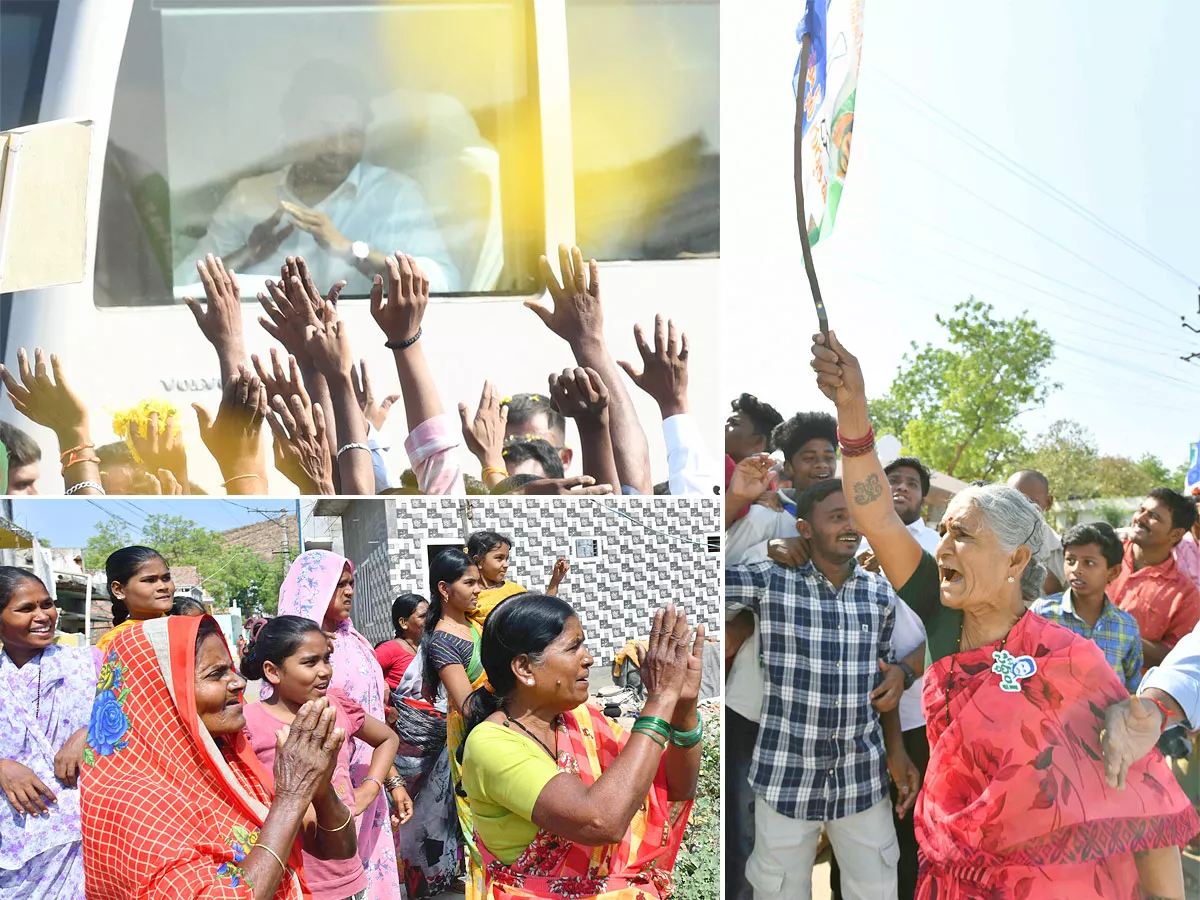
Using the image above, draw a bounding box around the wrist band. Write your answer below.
[384,327,422,351]
[255,843,287,873]
[670,710,704,748]
[481,466,507,480]
[62,454,101,474]
[316,806,354,832]
[337,442,371,458]
[59,442,95,461]
[1143,695,1180,731]
[221,474,260,488]
[633,715,672,741]
[632,726,667,749]
[65,481,105,496]
[837,425,876,458]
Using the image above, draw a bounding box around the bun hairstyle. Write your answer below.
[459,593,575,761]
[420,548,477,700]
[239,615,324,682]
[391,593,426,637]
[0,566,46,612]
[105,546,165,627]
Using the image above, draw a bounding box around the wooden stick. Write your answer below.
[794,31,829,336]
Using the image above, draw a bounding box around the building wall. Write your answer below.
[335,499,722,658]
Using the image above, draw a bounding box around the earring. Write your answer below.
[1007,576,1015,583]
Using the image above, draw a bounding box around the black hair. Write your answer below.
[97,441,135,466]
[771,411,838,464]
[459,593,577,762]
[391,593,426,637]
[491,473,543,495]
[0,421,41,467]
[105,546,166,627]
[969,480,991,488]
[653,480,671,495]
[239,615,324,681]
[502,393,565,441]
[467,530,513,563]
[420,548,477,700]
[796,478,845,522]
[730,394,784,450]
[0,566,46,612]
[1147,487,1198,534]
[885,456,932,498]
[501,439,565,479]
[171,595,207,617]
[1061,522,1124,568]
[195,616,223,654]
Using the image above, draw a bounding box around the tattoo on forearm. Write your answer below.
[853,474,883,506]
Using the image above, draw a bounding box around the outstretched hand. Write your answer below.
[0,348,89,441]
[511,475,613,496]
[371,253,429,345]
[352,360,400,431]
[183,255,245,373]
[258,257,345,369]
[193,366,268,493]
[526,245,604,348]
[617,315,689,417]
[128,413,189,493]
[267,391,334,495]
[547,367,609,427]
[459,381,508,470]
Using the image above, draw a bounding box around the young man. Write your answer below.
[1030,522,1143,692]
[0,421,41,495]
[1111,488,1200,669]
[500,438,565,480]
[725,394,784,524]
[504,392,574,474]
[1007,469,1066,595]
[726,479,914,900]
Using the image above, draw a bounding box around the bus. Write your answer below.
[0,0,719,493]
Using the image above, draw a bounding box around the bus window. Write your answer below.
[94,0,542,308]
[0,0,58,131]
[565,0,718,262]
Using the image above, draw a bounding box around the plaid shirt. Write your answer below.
[1030,591,1143,692]
[725,559,896,821]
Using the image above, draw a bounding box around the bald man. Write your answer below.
[1007,469,1066,596]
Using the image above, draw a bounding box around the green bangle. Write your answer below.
[633,715,672,738]
[632,720,671,739]
[632,725,667,749]
[670,710,703,748]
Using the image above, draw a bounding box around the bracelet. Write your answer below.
[316,806,354,832]
[62,454,101,474]
[632,726,667,750]
[384,327,422,351]
[481,466,507,480]
[59,442,94,461]
[221,474,261,489]
[337,442,371,458]
[362,776,384,793]
[837,425,876,457]
[65,481,105,496]
[1142,695,1180,731]
[383,775,406,792]
[632,715,672,740]
[255,842,287,873]
[670,710,704,748]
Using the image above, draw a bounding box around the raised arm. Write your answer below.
[372,253,443,432]
[547,367,621,491]
[193,366,270,495]
[183,254,247,387]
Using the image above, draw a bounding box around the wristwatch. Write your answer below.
[898,661,917,691]
[351,240,370,261]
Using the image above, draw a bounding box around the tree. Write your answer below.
[1016,420,1099,500]
[870,298,1058,480]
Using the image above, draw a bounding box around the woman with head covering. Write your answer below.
[276,550,404,900]
[459,595,704,899]
[0,568,96,900]
[79,614,353,899]
[96,546,174,652]
[810,331,1198,899]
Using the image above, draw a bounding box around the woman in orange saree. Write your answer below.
[459,594,704,900]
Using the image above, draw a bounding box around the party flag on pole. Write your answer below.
[1185,442,1200,496]
[792,0,866,246]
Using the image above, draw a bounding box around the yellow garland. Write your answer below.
[110,399,182,464]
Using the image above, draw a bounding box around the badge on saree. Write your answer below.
[992,649,1037,693]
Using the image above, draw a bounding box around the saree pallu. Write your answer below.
[915,614,1199,900]
[446,624,487,900]
[476,703,693,900]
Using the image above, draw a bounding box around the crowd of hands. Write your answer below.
[0,245,696,496]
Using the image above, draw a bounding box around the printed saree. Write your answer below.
[916,613,1199,899]
[79,616,308,900]
[475,703,693,900]
[440,623,487,900]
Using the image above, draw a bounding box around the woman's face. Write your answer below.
[323,566,355,627]
[401,601,429,642]
[936,503,1024,610]
[521,615,594,711]
[0,579,57,654]
[195,633,248,735]
[441,565,482,614]
[115,557,174,621]
[266,630,334,706]
[477,544,511,584]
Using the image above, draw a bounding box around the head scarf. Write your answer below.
[80,616,308,900]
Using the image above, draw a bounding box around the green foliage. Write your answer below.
[1093,503,1131,528]
[83,514,289,614]
[870,298,1058,480]
[1016,420,1099,501]
[673,710,720,900]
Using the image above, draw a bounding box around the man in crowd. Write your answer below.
[501,439,565,480]
[1007,469,1066,595]
[503,392,574,474]
[0,421,41,495]
[1172,493,1200,591]
[725,393,784,482]
[726,479,913,900]
[1111,488,1200,669]
[1031,522,1143,691]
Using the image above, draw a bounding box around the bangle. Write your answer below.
[1142,695,1180,731]
[221,474,260,489]
[384,328,422,351]
[65,481,105,496]
[837,425,876,458]
[632,726,667,749]
[670,710,703,748]
[59,442,94,461]
[62,454,101,474]
[481,466,507,480]
[384,775,406,792]
[316,806,354,832]
[255,843,287,873]
[337,442,370,458]
[632,715,672,740]
[362,776,383,793]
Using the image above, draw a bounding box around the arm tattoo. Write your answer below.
[853,473,884,506]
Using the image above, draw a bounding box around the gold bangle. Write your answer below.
[255,842,287,873]
[222,473,261,489]
[481,466,506,480]
[317,806,354,832]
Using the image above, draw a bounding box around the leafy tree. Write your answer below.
[1015,420,1099,500]
[870,298,1058,481]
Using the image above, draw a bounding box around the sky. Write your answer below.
[721,0,1199,469]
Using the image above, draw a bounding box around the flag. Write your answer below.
[793,0,866,245]
[1186,442,1200,496]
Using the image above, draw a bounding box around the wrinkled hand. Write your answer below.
[371,253,428,345]
[281,202,351,258]
[0,759,55,816]
[617,315,689,416]
[548,367,609,428]
[888,749,921,817]
[0,349,88,439]
[267,393,333,495]
[1102,695,1164,791]
[754,490,782,512]
[525,245,603,348]
[389,786,414,830]
[728,454,773,503]
[352,360,400,431]
[870,659,905,713]
[511,475,613,496]
[273,698,345,805]
[639,605,692,706]
[53,727,88,789]
[305,301,357,381]
[459,381,508,467]
[243,208,295,269]
[183,254,244,356]
[258,257,344,367]
[767,536,811,568]
[193,366,268,485]
[128,413,188,491]
[810,330,866,406]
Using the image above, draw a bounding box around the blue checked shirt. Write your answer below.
[1030,591,1143,692]
[725,559,896,822]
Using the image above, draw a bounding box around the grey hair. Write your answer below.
[946,485,1053,600]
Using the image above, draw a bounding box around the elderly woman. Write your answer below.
[459,594,704,899]
[809,331,1197,900]
[79,615,353,899]
[0,568,96,900]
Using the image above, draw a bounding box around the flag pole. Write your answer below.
[794,31,829,337]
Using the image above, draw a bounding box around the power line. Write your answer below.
[85,500,140,534]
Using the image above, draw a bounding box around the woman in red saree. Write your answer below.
[458,595,704,899]
[809,330,1199,900]
[79,615,354,900]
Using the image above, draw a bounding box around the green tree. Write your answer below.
[870,298,1058,481]
[1016,420,1099,500]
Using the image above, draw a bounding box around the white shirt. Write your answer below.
[725,504,797,566]
[1141,621,1200,729]
[174,161,459,296]
[662,413,719,497]
[367,422,405,493]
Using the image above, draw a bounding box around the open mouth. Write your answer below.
[939,564,963,585]
[29,624,52,635]
[315,681,330,693]
[837,534,859,545]
[223,697,241,709]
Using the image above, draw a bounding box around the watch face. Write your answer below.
[352,240,369,260]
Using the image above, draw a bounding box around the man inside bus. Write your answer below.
[173,61,459,296]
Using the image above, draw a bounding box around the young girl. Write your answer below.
[466,531,569,629]
[96,546,174,651]
[240,616,412,900]
[374,593,428,690]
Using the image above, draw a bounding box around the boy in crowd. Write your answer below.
[725,394,784,524]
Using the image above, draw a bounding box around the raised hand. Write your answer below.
[371,253,428,346]
[1102,695,1166,791]
[869,659,905,713]
[677,619,708,707]
[459,381,508,474]
[267,393,334,495]
[810,330,865,407]
[617,315,689,417]
[552,557,570,582]
[241,208,295,269]
[639,606,692,706]
[0,349,88,440]
[258,258,345,369]
[512,475,614,496]
[728,453,774,504]
[548,367,609,426]
[304,300,357,381]
[128,412,189,493]
[183,254,245,382]
[193,366,268,494]
[142,468,185,495]
[526,245,603,349]
[352,360,400,431]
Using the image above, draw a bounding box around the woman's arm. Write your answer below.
[351,714,401,815]
[438,662,475,714]
[1135,846,1184,900]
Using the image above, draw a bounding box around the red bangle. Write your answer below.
[837,425,876,457]
[1143,695,1179,731]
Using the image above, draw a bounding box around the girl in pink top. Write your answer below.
[241,616,412,900]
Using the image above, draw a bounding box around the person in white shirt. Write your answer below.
[175,61,458,296]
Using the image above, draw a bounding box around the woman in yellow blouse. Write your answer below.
[466,531,569,629]
[95,546,174,651]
